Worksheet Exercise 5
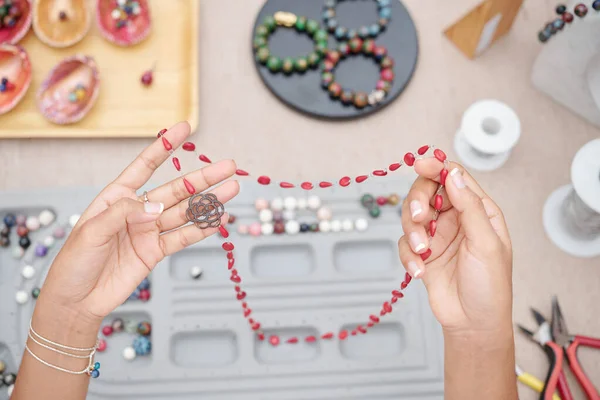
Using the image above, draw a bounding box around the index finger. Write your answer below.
[414,158,488,199]
[113,121,192,190]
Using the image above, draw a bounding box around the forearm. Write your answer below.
[12,296,101,400]
[444,327,518,400]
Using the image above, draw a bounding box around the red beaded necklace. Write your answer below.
[157,128,449,346]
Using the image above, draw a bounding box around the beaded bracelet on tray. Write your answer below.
[323,0,392,40]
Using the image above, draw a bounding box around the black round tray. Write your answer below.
[252,0,419,120]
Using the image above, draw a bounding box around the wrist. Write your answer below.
[443,324,515,352]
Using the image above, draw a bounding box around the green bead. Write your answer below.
[294,57,308,72]
[94,362,101,370]
[267,55,282,72]
[0,7,6,16]
[255,25,269,37]
[282,57,295,74]
[295,16,307,31]
[255,47,270,64]
[310,223,319,232]
[253,35,267,50]
[361,194,375,208]
[306,19,319,34]
[315,40,328,56]
[31,287,40,299]
[307,52,321,68]
[313,29,328,42]
[263,15,276,32]
[369,206,381,218]
[125,320,138,333]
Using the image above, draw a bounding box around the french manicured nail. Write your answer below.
[410,200,422,220]
[407,261,422,279]
[450,168,465,189]
[409,232,427,253]
[144,202,164,214]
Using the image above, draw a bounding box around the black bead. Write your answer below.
[1,77,7,85]
[3,213,16,227]
[18,236,31,249]
[538,29,551,43]
[0,236,9,248]
[593,0,600,10]
[3,373,16,386]
[300,223,310,233]
[0,223,9,237]
[556,4,567,14]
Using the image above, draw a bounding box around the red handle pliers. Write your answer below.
[519,297,600,400]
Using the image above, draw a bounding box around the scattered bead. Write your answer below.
[270,197,284,211]
[317,206,332,221]
[285,220,300,235]
[21,265,35,279]
[261,222,274,235]
[123,346,136,361]
[1,223,9,237]
[355,218,368,232]
[16,225,28,237]
[575,3,588,17]
[388,194,400,205]
[102,325,114,336]
[376,196,387,206]
[361,194,375,208]
[112,318,124,332]
[137,321,152,336]
[255,198,269,211]
[35,244,48,257]
[96,339,107,352]
[38,209,56,226]
[307,195,321,210]
[341,219,354,232]
[274,221,285,234]
[190,265,203,279]
[259,209,273,223]
[237,224,249,235]
[556,4,567,14]
[319,220,331,233]
[19,236,31,250]
[69,214,80,228]
[31,287,41,299]
[141,69,153,86]
[282,210,296,221]
[25,216,40,231]
[330,220,342,232]
[133,336,152,355]
[138,278,150,290]
[0,360,5,374]
[369,207,381,218]
[43,236,55,248]
[3,373,16,386]
[284,196,297,210]
[269,335,280,346]
[12,246,24,259]
[3,214,16,227]
[300,223,310,233]
[53,226,66,239]
[15,290,28,304]
[138,288,151,302]
[249,222,262,236]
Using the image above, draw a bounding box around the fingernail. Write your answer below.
[144,202,164,214]
[407,261,422,279]
[410,200,422,220]
[450,168,465,189]
[409,232,427,253]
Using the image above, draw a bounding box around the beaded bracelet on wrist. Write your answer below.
[254,11,329,74]
[538,2,600,43]
[323,0,392,40]
[321,38,394,109]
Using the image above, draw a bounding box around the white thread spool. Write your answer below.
[543,139,600,258]
[454,100,521,171]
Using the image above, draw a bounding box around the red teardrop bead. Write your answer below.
[301,182,314,190]
[321,332,334,340]
[228,259,235,270]
[356,175,368,183]
[287,337,299,344]
[198,154,211,163]
[257,333,265,340]
[369,315,380,323]
[434,149,447,162]
[429,220,437,237]
[236,169,249,176]
[305,336,317,343]
[157,128,167,137]
[237,292,247,300]
[351,330,357,336]
[367,322,374,327]
[420,249,432,261]
[161,136,173,151]
[248,318,254,324]
[391,296,398,303]
[400,282,408,290]
[242,302,247,308]
[395,291,405,299]
[392,290,403,297]
[219,226,229,238]
[222,242,234,251]
[258,176,271,185]
[380,310,386,316]
[418,145,429,155]
[280,182,295,188]
[182,142,195,151]
[244,308,252,317]
[172,157,181,171]
[234,285,241,292]
[440,168,449,186]
[404,152,415,166]
[183,178,195,194]
[434,194,443,211]
[339,176,351,187]
[389,163,401,171]
[230,274,241,283]
[383,302,392,313]
[269,335,280,346]
[252,322,261,331]
[373,170,387,176]
[231,269,237,275]
[339,330,349,340]
[227,252,234,259]
[357,325,367,334]
[319,181,333,188]
[404,272,412,285]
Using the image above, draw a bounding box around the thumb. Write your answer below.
[445,168,498,249]
[87,198,164,239]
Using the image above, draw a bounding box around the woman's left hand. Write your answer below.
[37,121,239,325]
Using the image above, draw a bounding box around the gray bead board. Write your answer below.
[0,180,444,400]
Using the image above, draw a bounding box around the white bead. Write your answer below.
[38,209,56,226]
[270,197,284,211]
[261,223,274,235]
[355,218,368,232]
[43,236,55,248]
[317,206,332,221]
[117,0,127,6]
[331,220,342,232]
[22,265,35,279]
[7,384,14,397]
[342,219,354,232]
[123,346,137,361]
[69,214,81,227]
[297,198,307,210]
[15,290,28,304]
[12,246,24,259]
[111,8,121,19]
[319,220,331,233]
[259,209,273,223]
[307,195,321,210]
[25,216,40,231]
[190,266,203,279]
[283,210,296,221]
[284,196,297,211]
[285,220,300,235]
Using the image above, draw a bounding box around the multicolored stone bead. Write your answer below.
[349,37,363,53]
[340,90,355,105]
[255,47,270,64]
[328,82,342,98]
[363,39,376,54]
[381,68,394,82]
[309,223,320,232]
[381,56,394,69]
[361,194,375,208]
[338,42,350,56]
[358,25,370,38]
[295,16,307,31]
[263,15,276,32]
[556,4,567,14]
[282,57,294,74]
[294,57,309,72]
[575,3,588,17]
[266,56,282,72]
[335,26,348,40]
[306,19,319,34]
[354,92,369,108]
[314,29,328,42]
[307,52,321,68]
[137,321,152,336]
[3,214,16,227]
[369,206,382,218]
[594,0,600,11]
[315,40,328,56]
[374,46,387,61]
[253,36,267,50]
[133,336,151,356]
[321,71,334,88]
[322,59,335,72]
[31,287,41,299]
[255,25,269,37]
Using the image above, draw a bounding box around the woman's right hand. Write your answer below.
[399,158,514,337]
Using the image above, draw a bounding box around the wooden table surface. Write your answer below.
[1,0,598,398]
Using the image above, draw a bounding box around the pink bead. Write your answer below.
[237,224,249,235]
[381,68,394,82]
[404,152,415,166]
[430,220,437,236]
[139,289,151,302]
[172,157,181,171]
[305,336,317,343]
[376,80,388,91]
[222,242,234,251]
[255,198,269,211]
[434,149,447,162]
[339,330,348,340]
[389,163,401,171]
[301,182,314,190]
[280,182,295,188]
[269,335,280,346]
[420,249,432,261]
[97,339,107,352]
[287,337,299,344]
[319,181,333,188]
[258,176,271,185]
[339,176,351,187]
[356,175,368,183]
[321,332,334,340]
[440,168,448,186]
[376,196,387,206]
[102,325,113,336]
[249,222,262,237]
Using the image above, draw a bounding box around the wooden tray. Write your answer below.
[0,0,199,138]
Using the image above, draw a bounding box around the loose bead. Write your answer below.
[594,1,600,11]
[0,236,9,248]
[317,206,332,221]
[43,236,55,248]
[400,281,408,290]
[198,154,211,163]
[69,214,80,227]
[90,369,100,378]
[391,296,398,303]
[284,197,297,210]
[251,322,261,331]
[123,346,136,361]
[238,224,249,235]
[21,265,35,279]
[257,176,271,185]
[259,209,273,223]
[309,223,320,233]
[434,194,443,210]
[227,252,234,259]
[15,290,28,304]
[420,249,432,261]
[32,287,41,299]
[182,142,195,151]
[418,145,430,155]
[172,157,181,171]
[257,333,265,341]
[562,12,574,22]
[35,244,48,257]
[369,207,381,218]
[269,335,280,346]
[388,194,400,205]
[13,245,24,259]
[261,223,274,235]
[137,321,152,336]
[370,315,380,323]
[403,152,415,166]
[380,68,394,82]
[97,339,107,352]
[139,288,151,301]
[236,169,249,176]
[16,226,28,237]
[183,178,196,194]
[244,308,252,317]
[138,278,150,290]
[161,136,172,151]
[339,330,348,340]
[330,220,342,232]
[341,219,353,232]
[274,221,285,234]
[112,318,124,332]
[285,220,300,235]
[249,222,262,236]
[575,4,587,17]
[3,213,16,227]
[297,198,308,210]
[430,220,437,237]
[355,218,368,231]
[255,198,269,211]
[26,216,40,231]
[392,290,403,297]
[389,163,401,171]
[218,226,229,238]
[319,220,331,233]
[102,325,113,336]
[356,175,368,183]
[39,209,55,226]
[376,196,387,206]
[440,168,448,186]
[556,4,567,14]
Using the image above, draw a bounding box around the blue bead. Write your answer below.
[300,223,310,233]
[128,288,140,301]
[594,0,600,10]
[552,18,565,30]
[1,77,7,84]
[379,7,392,19]
[369,24,380,36]
[133,336,152,356]
[94,362,100,370]
[3,214,16,227]
[327,19,338,31]
[138,278,150,290]
[378,0,391,7]
[335,26,347,39]
[347,29,358,38]
[91,369,100,378]
[0,84,4,93]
